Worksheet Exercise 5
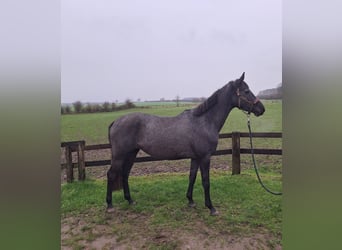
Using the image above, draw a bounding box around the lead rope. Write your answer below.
[247,114,282,195]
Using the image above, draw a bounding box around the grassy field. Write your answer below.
[62,170,282,249]
[61,100,282,144]
[61,100,282,249]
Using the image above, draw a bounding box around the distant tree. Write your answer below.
[111,102,117,111]
[65,105,71,114]
[73,101,83,113]
[61,106,65,114]
[94,104,102,112]
[124,99,135,109]
[103,102,110,112]
[85,103,93,113]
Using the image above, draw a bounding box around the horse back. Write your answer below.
[109,112,218,159]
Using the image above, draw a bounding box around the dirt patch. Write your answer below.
[180,233,280,250]
[61,210,281,250]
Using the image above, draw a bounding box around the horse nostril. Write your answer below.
[260,108,265,115]
[255,106,265,116]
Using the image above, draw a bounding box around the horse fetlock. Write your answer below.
[210,207,219,216]
[106,199,113,205]
[128,200,137,205]
[106,207,115,213]
[188,201,196,208]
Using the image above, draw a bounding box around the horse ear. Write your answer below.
[239,72,245,82]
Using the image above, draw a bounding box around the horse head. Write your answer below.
[233,72,265,116]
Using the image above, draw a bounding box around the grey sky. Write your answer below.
[61,0,281,103]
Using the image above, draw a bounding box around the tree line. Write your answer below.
[61,100,136,114]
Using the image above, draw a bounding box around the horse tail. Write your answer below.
[110,171,123,191]
[108,120,123,191]
[108,120,115,145]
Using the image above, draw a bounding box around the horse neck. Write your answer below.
[205,86,235,132]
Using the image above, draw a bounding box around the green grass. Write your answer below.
[61,100,281,144]
[61,170,281,241]
[61,170,281,229]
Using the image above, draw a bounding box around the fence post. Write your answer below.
[232,131,241,175]
[77,141,86,181]
[65,145,74,183]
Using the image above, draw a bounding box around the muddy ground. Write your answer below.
[61,209,281,250]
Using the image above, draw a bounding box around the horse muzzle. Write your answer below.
[252,100,265,116]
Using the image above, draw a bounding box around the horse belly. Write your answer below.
[138,133,194,160]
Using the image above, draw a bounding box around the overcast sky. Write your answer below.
[61,0,281,103]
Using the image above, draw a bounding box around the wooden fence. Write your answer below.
[61,132,282,183]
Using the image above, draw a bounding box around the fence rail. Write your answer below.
[61,132,282,183]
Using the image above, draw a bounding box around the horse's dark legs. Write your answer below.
[199,156,218,215]
[106,175,114,212]
[106,158,124,212]
[122,150,138,205]
[186,159,199,207]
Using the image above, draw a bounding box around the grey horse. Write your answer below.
[106,72,265,215]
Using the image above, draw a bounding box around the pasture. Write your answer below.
[61,100,281,144]
[61,100,282,249]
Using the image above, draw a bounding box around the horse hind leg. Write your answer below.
[106,157,124,213]
[122,150,139,205]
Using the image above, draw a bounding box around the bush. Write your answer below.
[73,101,83,113]
[111,102,117,111]
[103,102,110,112]
[61,105,72,114]
[65,106,71,113]
[124,99,135,109]
[66,100,135,114]
[93,104,102,112]
[84,103,93,113]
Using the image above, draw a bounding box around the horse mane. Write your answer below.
[192,89,219,116]
[192,82,233,116]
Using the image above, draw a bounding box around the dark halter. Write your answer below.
[236,88,260,114]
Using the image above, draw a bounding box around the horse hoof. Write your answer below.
[210,209,219,216]
[188,202,196,208]
[106,207,115,213]
[129,200,137,206]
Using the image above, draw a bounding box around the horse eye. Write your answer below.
[244,89,250,94]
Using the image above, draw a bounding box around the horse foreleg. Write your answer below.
[199,156,218,216]
[186,159,199,207]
